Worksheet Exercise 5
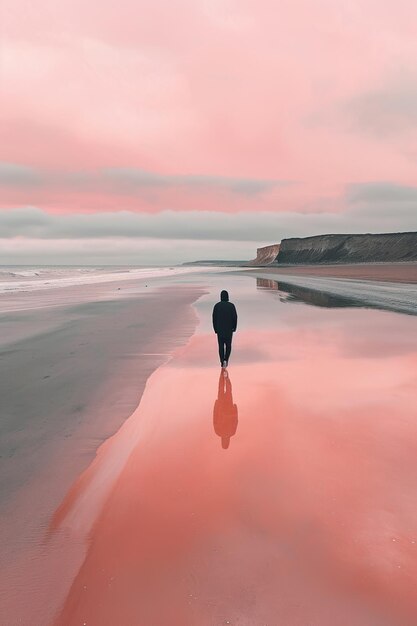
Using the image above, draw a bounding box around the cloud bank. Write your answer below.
[0,163,288,196]
[344,73,417,137]
[1,195,415,264]
[0,162,296,213]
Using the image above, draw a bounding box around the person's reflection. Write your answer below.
[213,370,238,449]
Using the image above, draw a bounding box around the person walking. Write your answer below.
[212,290,238,368]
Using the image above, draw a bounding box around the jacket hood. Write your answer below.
[220,290,229,301]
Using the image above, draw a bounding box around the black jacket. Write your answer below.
[212,301,238,336]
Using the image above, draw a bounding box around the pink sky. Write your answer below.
[1,0,416,261]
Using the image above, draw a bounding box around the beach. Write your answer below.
[247,262,417,284]
[245,263,417,316]
[1,266,417,625]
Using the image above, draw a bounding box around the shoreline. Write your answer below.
[0,283,206,626]
[245,270,417,316]
[244,261,417,284]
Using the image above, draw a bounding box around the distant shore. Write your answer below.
[245,262,417,284]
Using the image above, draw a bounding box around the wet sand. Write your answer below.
[46,277,417,626]
[248,270,417,316]
[0,282,205,625]
[247,261,417,284]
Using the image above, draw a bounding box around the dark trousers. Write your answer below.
[217,334,232,365]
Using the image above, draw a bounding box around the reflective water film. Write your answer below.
[2,273,417,626]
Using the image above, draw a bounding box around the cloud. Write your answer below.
[103,168,286,195]
[347,182,417,204]
[344,74,417,136]
[0,199,416,244]
[0,162,289,197]
[305,72,417,157]
[0,207,299,241]
[0,163,43,186]
[345,182,417,223]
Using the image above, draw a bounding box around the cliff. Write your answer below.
[276,232,417,264]
[249,244,280,266]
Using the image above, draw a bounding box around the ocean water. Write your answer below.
[0,265,235,294]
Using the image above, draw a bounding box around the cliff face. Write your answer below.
[277,232,417,264]
[250,244,280,266]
